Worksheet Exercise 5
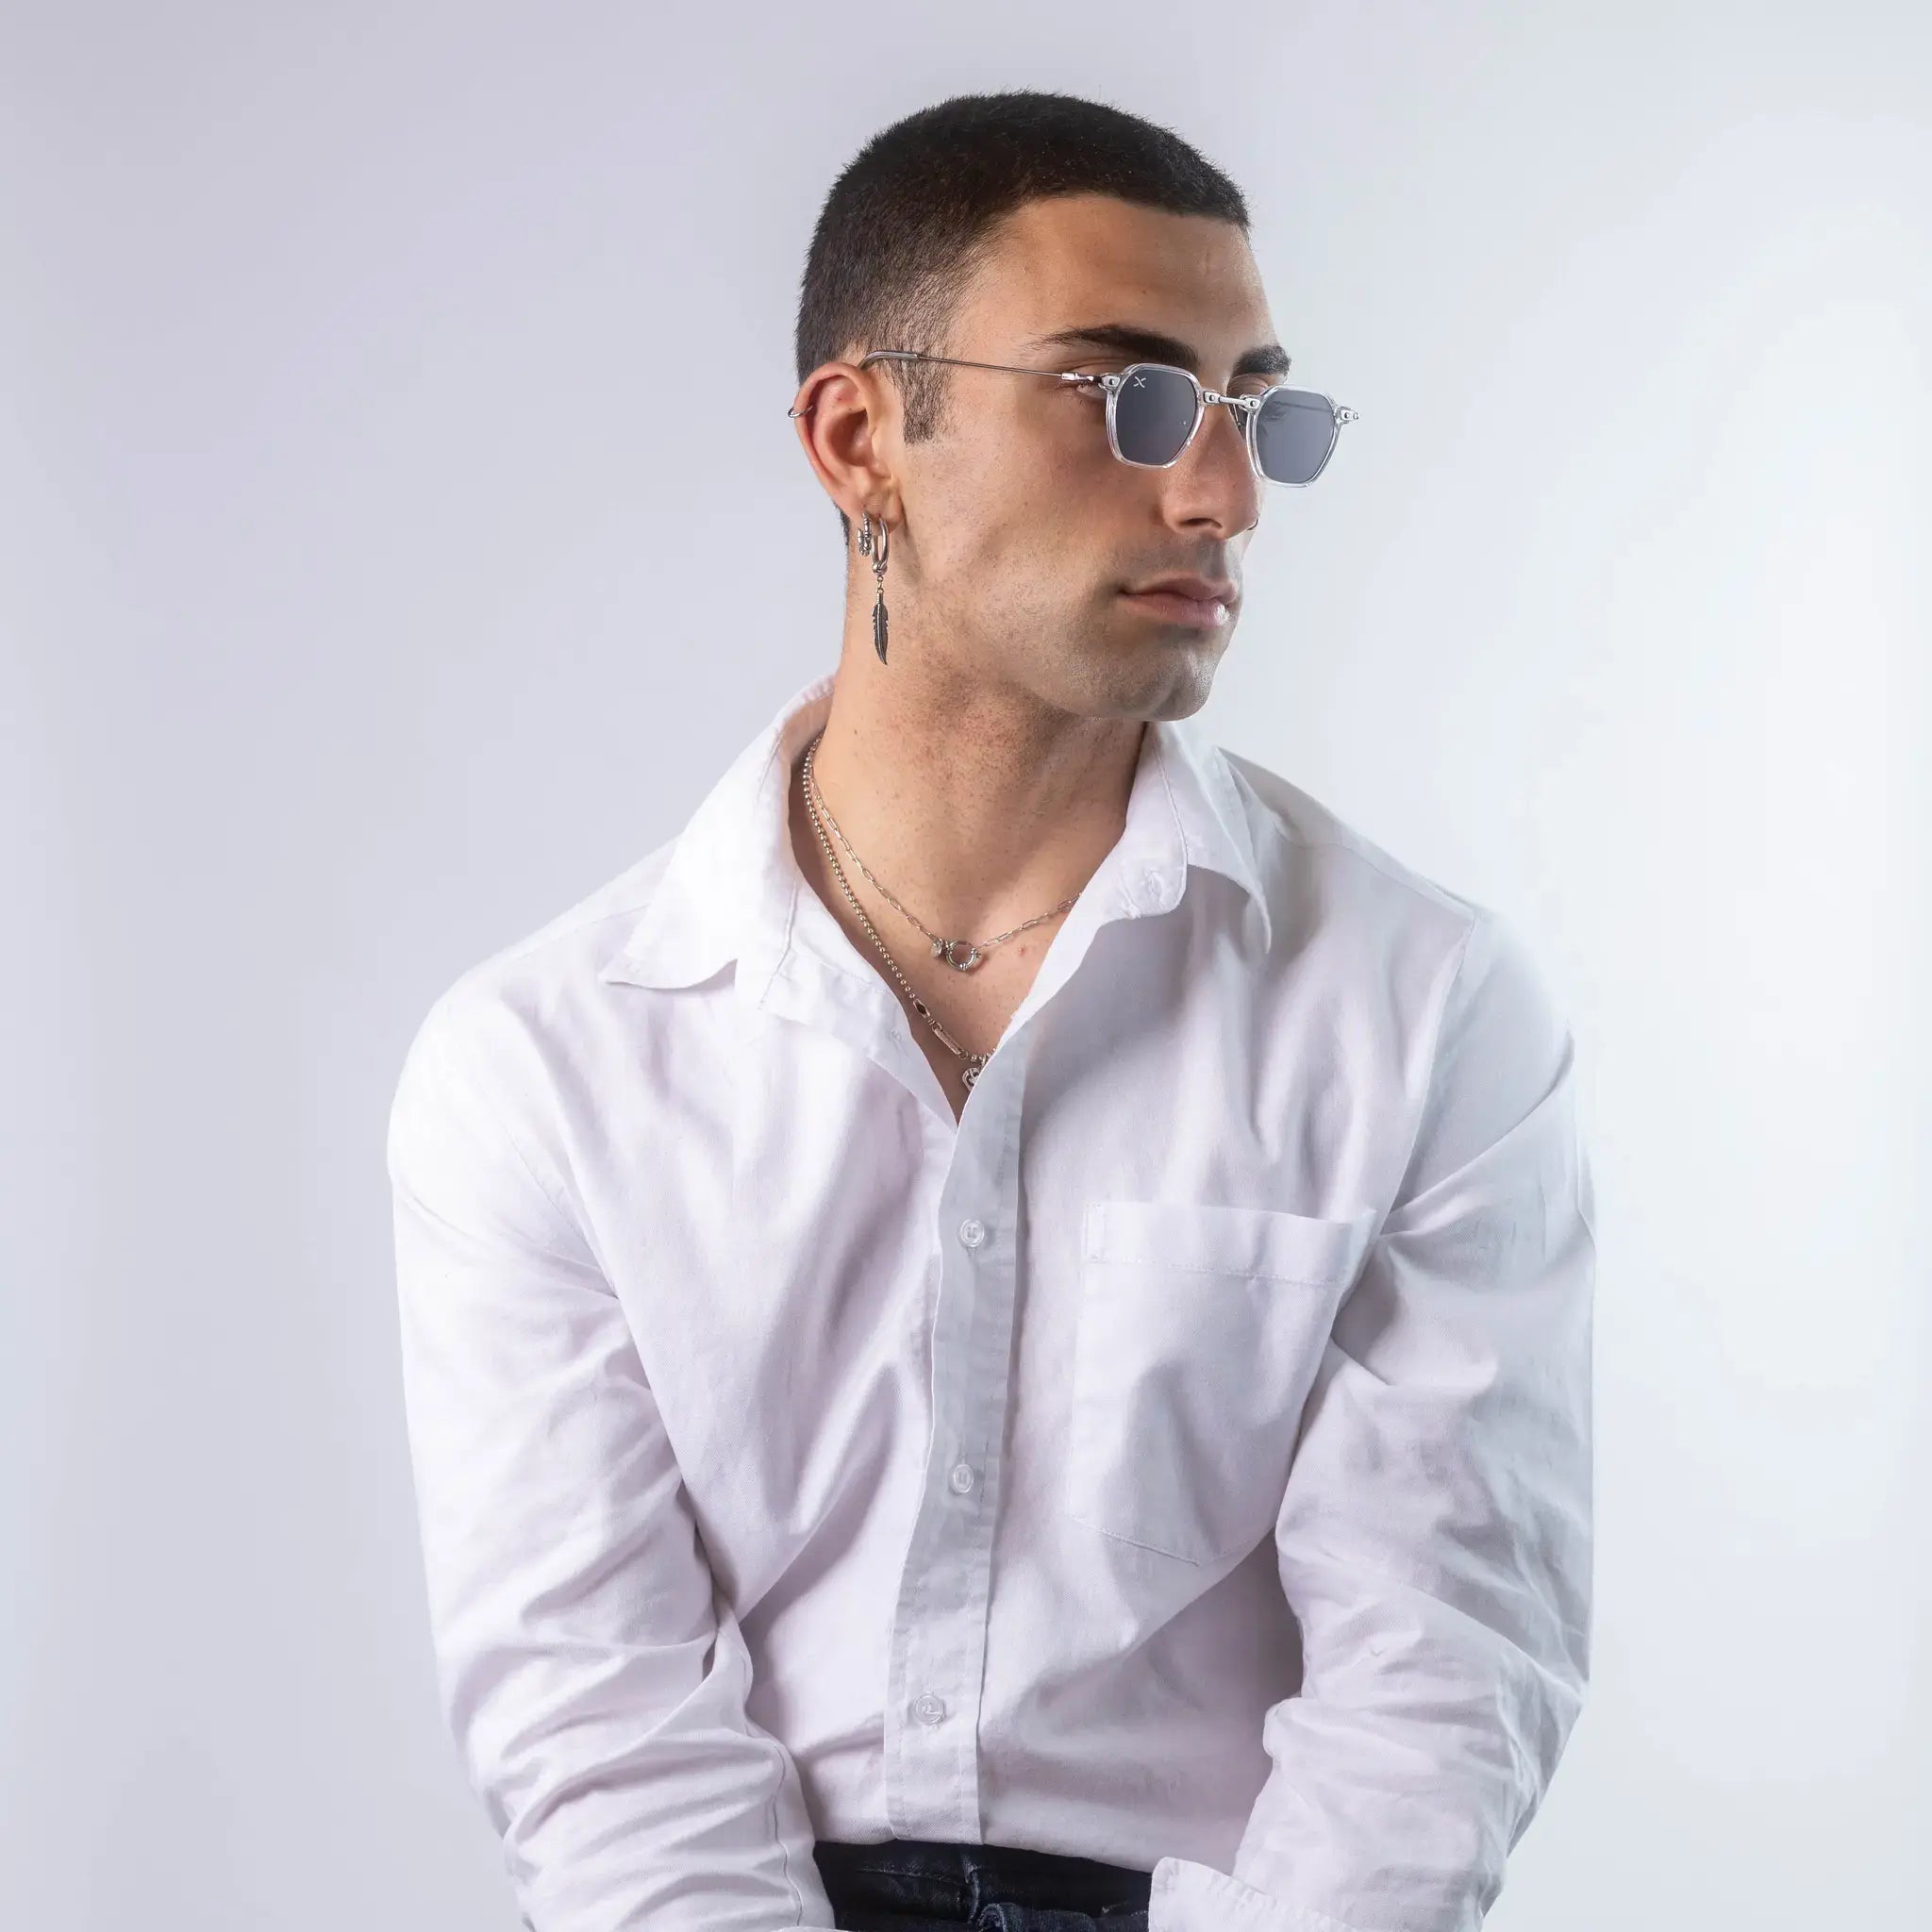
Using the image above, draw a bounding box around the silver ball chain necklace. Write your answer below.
[799,728,1079,1090]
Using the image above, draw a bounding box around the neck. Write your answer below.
[796,643,1147,947]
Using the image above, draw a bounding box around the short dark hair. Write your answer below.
[792,90,1251,550]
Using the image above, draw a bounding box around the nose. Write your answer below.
[1166,394,1262,535]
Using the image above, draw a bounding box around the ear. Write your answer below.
[790,360,900,531]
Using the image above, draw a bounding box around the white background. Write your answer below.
[5,4,1926,1926]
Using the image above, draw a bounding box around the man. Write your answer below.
[387,90,1595,1932]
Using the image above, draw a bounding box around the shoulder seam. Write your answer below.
[1216,752,1473,914]
[423,995,609,1280]
[1366,903,1486,1245]
[1292,835,1469,909]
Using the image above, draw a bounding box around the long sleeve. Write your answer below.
[386,991,840,1932]
[1151,906,1596,1932]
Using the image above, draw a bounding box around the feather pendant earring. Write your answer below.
[858,509,891,664]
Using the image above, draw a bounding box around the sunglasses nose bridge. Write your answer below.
[1196,388,1266,483]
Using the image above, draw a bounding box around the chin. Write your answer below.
[1105,651,1219,723]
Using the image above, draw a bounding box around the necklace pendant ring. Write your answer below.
[934,937,982,971]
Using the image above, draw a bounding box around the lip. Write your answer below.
[1120,586,1233,628]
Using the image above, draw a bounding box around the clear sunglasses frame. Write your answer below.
[788,348,1358,487]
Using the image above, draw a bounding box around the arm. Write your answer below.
[386,993,839,1932]
[1151,906,1596,1932]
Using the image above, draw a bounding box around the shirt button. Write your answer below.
[948,1461,975,1494]
[958,1217,987,1248]
[913,1692,946,1724]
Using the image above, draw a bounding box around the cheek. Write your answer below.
[954,394,1092,498]
[914,417,1110,594]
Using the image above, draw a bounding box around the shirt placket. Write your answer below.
[881,1017,1030,1840]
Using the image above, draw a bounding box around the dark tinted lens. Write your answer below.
[1111,365,1200,465]
[1253,388,1337,483]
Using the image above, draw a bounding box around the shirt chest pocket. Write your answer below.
[1064,1198,1377,1568]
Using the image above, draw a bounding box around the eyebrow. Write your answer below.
[1018,322,1291,381]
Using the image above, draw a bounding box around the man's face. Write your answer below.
[884,192,1282,723]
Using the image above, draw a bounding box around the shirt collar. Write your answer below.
[599,667,1273,994]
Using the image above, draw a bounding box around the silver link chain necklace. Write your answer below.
[799,729,1078,1090]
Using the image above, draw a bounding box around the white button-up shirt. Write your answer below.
[386,668,1595,1932]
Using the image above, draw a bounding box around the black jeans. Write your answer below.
[812,1836,1154,1932]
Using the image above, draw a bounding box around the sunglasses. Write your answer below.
[789,348,1357,487]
